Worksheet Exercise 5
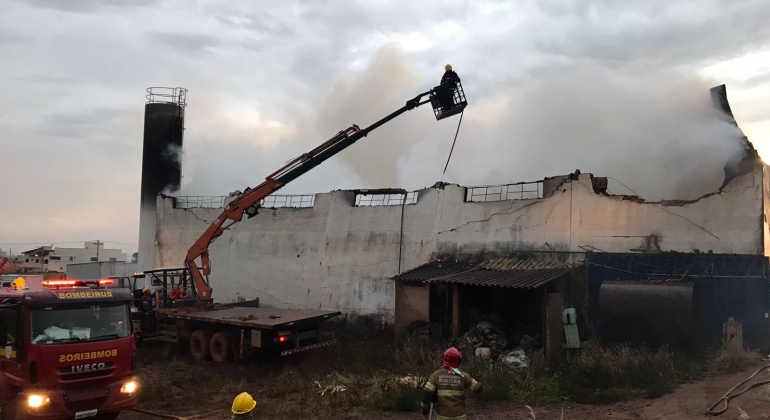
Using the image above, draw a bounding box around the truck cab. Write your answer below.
[0,280,138,419]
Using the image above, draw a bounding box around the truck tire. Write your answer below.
[190,330,213,361]
[1,402,16,420]
[210,331,234,362]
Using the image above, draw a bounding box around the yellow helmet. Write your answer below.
[141,287,149,293]
[232,392,256,414]
[445,64,452,71]
[12,278,26,290]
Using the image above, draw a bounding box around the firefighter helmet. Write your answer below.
[12,278,26,290]
[445,64,452,71]
[443,347,462,368]
[232,392,257,414]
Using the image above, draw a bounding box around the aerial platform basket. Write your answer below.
[430,81,468,121]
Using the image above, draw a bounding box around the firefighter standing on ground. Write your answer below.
[140,287,154,312]
[422,347,482,420]
[231,392,257,419]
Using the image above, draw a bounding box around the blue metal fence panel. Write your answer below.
[586,253,770,351]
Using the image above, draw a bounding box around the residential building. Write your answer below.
[20,242,126,273]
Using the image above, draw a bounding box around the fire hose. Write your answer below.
[128,408,190,420]
[441,109,464,179]
[705,364,770,416]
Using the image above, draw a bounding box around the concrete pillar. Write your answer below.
[546,292,563,367]
[452,284,460,339]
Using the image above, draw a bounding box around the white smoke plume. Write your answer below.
[180,45,747,201]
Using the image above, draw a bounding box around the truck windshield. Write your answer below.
[31,303,130,345]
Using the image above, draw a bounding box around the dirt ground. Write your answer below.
[117,360,770,420]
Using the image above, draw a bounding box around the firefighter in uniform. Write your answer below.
[231,392,257,419]
[438,64,461,113]
[422,347,482,420]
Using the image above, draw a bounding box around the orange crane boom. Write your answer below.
[184,82,467,300]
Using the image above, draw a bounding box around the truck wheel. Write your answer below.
[190,330,213,361]
[210,331,234,362]
[1,402,16,420]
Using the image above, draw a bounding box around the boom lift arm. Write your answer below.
[185,83,466,299]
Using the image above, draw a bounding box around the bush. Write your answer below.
[709,345,763,375]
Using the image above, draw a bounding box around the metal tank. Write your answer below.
[137,87,187,270]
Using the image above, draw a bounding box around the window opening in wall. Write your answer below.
[261,194,315,208]
[90,257,97,262]
[50,256,61,261]
[355,192,418,206]
[465,181,543,203]
[174,196,226,209]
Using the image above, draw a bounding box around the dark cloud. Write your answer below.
[22,0,159,13]
[532,0,770,66]
[0,29,33,46]
[149,32,222,51]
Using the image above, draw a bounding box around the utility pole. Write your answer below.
[94,240,102,262]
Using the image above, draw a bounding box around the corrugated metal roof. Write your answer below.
[394,261,475,281]
[432,267,572,288]
[394,259,574,288]
[478,258,569,270]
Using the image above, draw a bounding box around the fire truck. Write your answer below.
[0,279,137,420]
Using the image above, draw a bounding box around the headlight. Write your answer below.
[27,394,49,408]
[120,380,138,394]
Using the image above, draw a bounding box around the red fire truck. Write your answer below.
[0,279,137,420]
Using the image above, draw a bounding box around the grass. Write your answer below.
[708,345,764,375]
[132,318,766,418]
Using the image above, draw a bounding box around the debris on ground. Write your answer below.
[229,314,258,321]
[475,347,492,360]
[499,348,529,368]
[162,302,234,314]
[397,375,422,387]
[459,322,508,359]
[315,381,347,396]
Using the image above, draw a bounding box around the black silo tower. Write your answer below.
[140,87,187,206]
[138,87,187,269]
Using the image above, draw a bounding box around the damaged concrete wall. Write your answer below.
[763,165,770,257]
[154,167,764,316]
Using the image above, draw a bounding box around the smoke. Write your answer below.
[331,50,746,200]
[313,45,427,186]
[160,143,183,196]
[179,45,747,201]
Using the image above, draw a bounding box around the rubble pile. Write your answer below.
[458,320,540,368]
[459,322,508,359]
[498,349,529,368]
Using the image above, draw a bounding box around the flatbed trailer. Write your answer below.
[131,269,340,360]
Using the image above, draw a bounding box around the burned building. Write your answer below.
[145,85,770,351]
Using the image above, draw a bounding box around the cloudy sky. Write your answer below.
[1,0,770,258]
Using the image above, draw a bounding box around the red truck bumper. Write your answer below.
[16,378,137,419]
